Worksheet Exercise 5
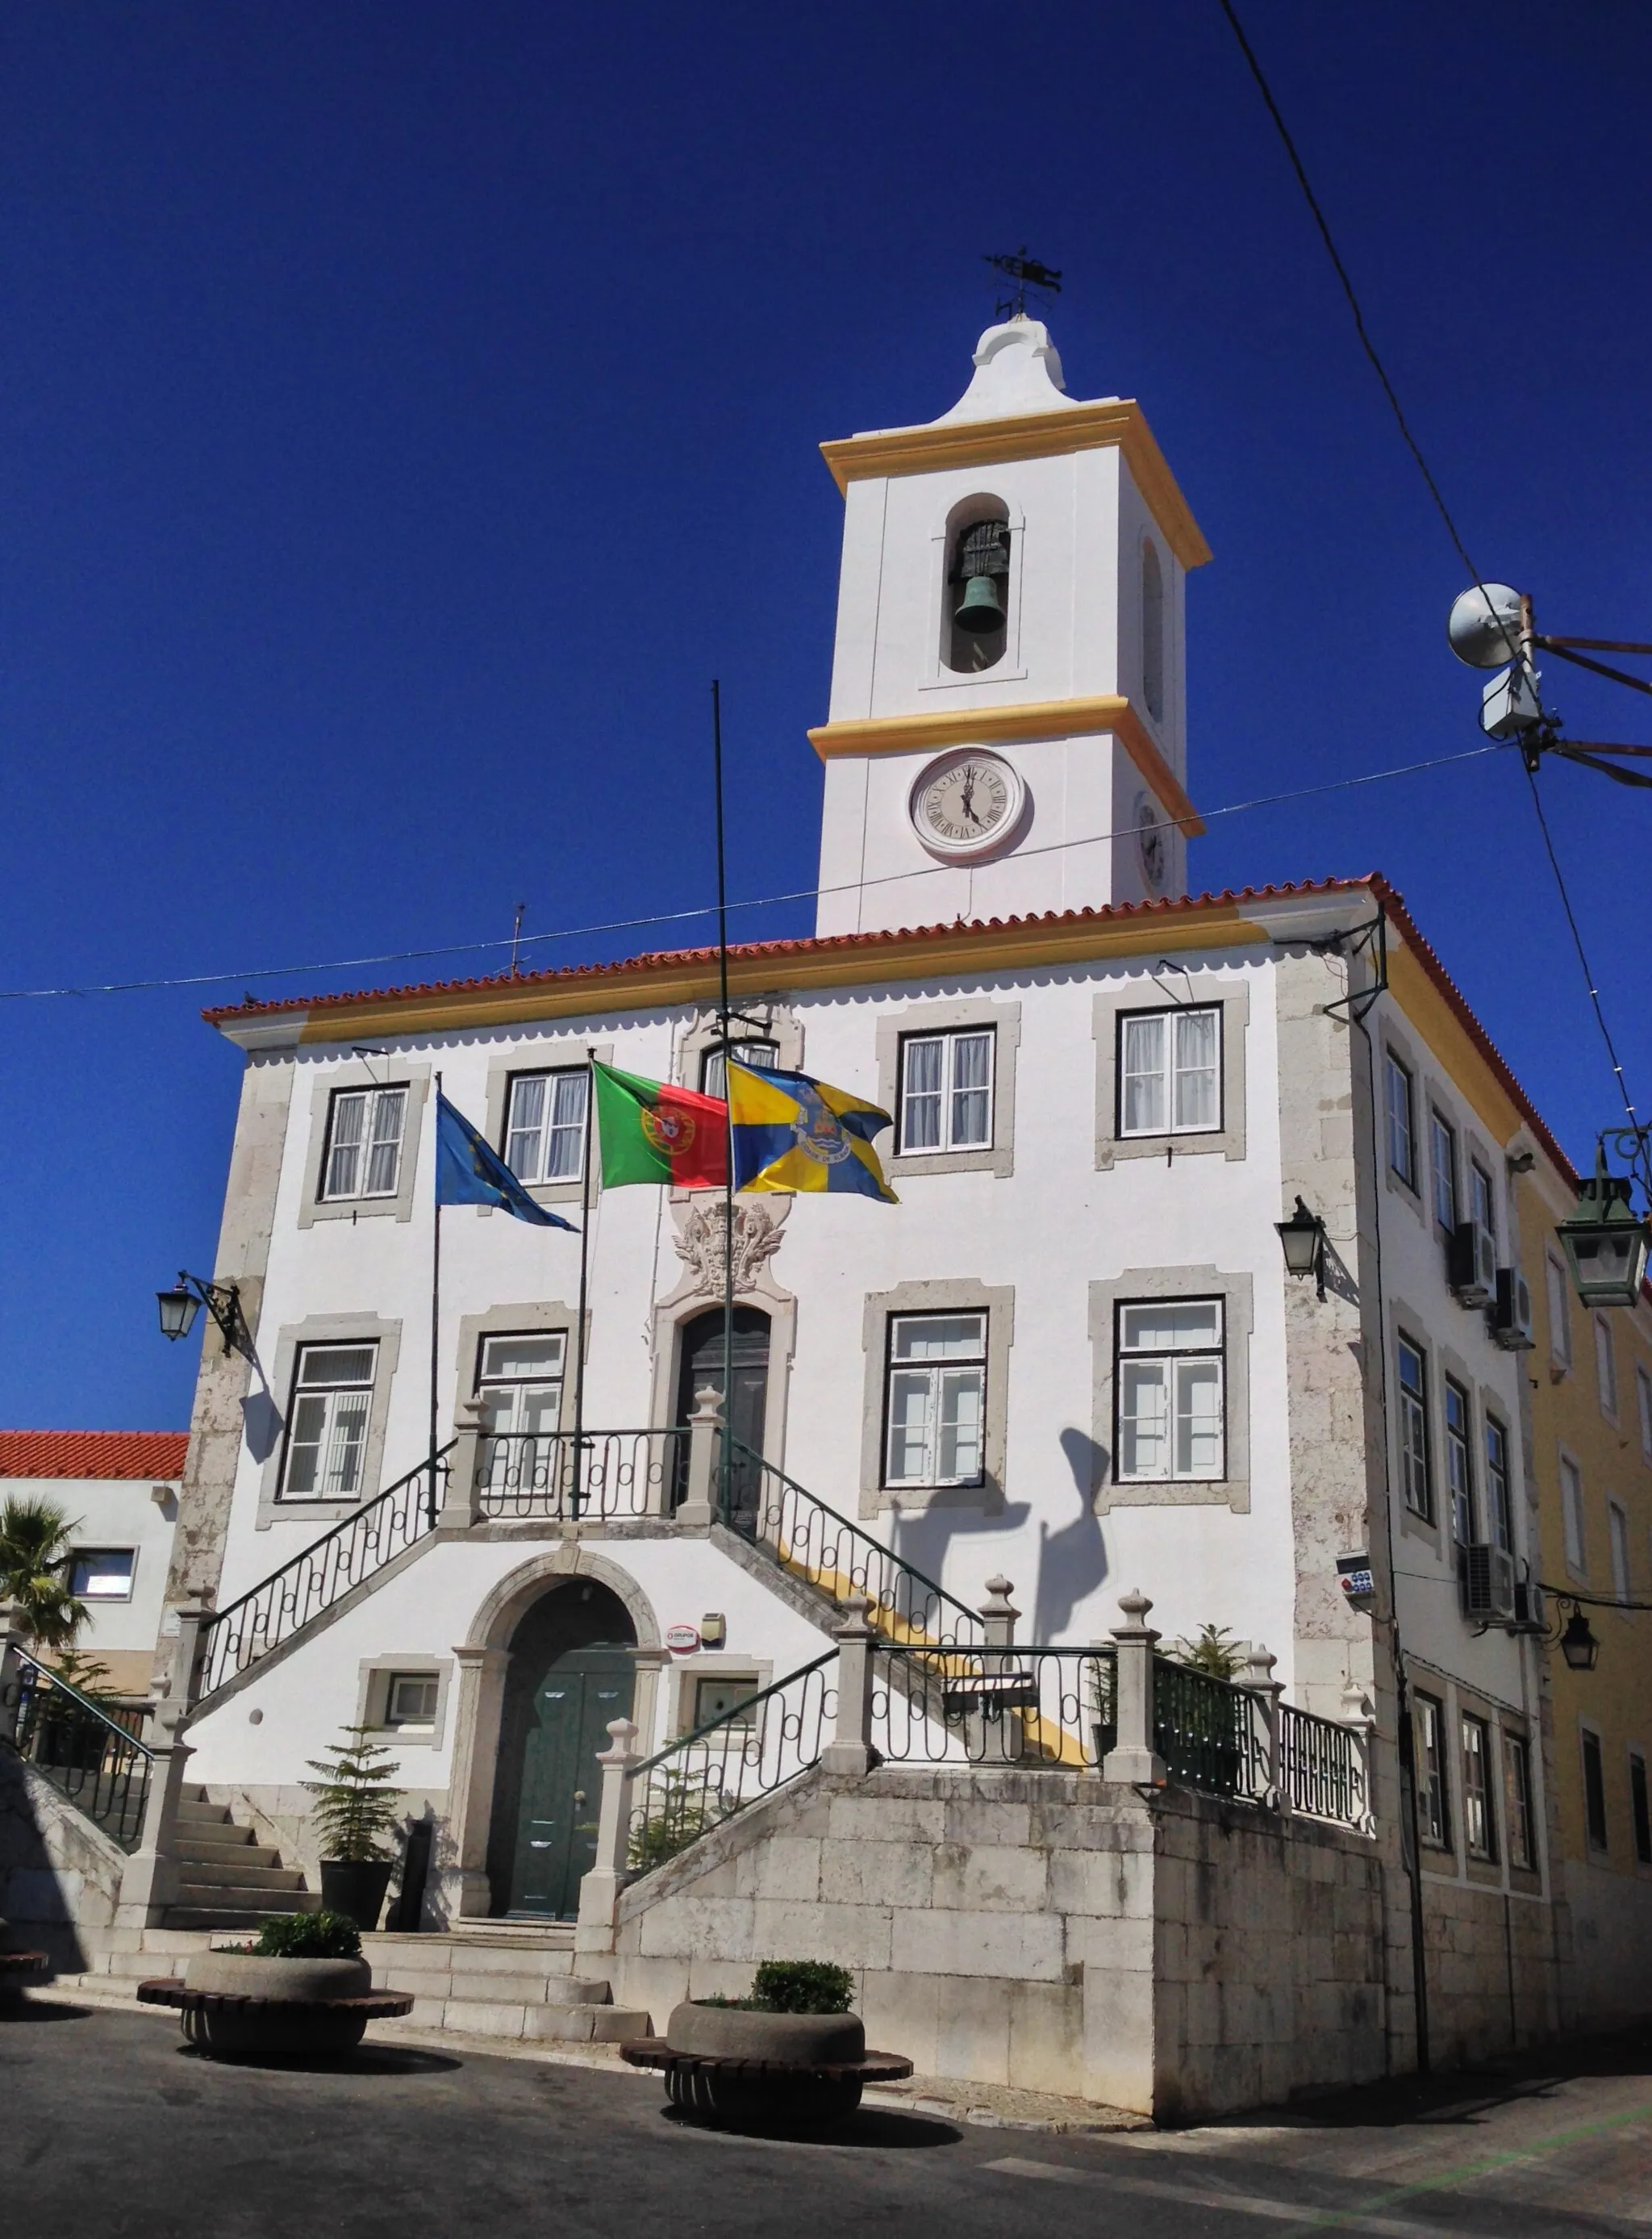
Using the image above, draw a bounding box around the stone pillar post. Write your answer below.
[440,1397,489,1527]
[1242,1642,1287,1810]
[972,1576,1024,1765]
[574,1717,640,1955]
[0,1602,26,1746]
[674,1385,724,1531]
[979,1575,1018,1651]
[117,1602,207,1927]
[1341,1676,1377,1829]
[1102,1589,1166,1787]
[821,1591,877,1776]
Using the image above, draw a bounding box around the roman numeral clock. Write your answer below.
[910,750,1028,862]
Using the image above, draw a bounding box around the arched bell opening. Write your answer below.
[484,1577,637,1920]
[942,495,1012,674]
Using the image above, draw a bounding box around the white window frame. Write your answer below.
[1444,1376,1475,1544]
[474,1330,567,1497]
[1484,1414,1512,1554]
[1596,1314,1620,1419]
[385,1672,440,1729]
[1560,1452,1587,1575]
[1461,1712,1498,1863]
[321,1084,408,1203]
[1547,1255,1573,1368]
[1430,1110,1458,1236]
[897,1028,995,1155]
[1115,1297,1226,1485]
[1416,1693,1451,1848]
[1116,1006,1222,1139]
[503,1068,587,1186]
[1397,1335,1433,1522]
[882,1311,989,1491]
[1387,1055,1417,1190]
[1609,1498,1632,1604]
[69,1548,136,1602]
[280,1341,379,1500]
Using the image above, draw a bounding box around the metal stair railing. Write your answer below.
[721,1436,985,1648]
[196,1441,457,1701]
[7,1649,153,1850]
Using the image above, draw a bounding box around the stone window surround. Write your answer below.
[1546,1252,1575,1375]
[1379,1022,1425,1221]
[858,1278,1014,1519]
[480,1041,613,1211]
[875,997,1021,1180]
[1408,1663,1548,1891]
[675,1001,804,1098]
[255,1312,403,1530]
[666,1652,775,1739]
[919,494,1028,692]
[1411,1683,1456,1861]
[353,1656,456,1751]
[1091,980,1249,1169]
[1594,1312,1622,1427]
[1087,1265,1253,1514]
[297,1059,431,1229]
[1558,1440,1588,1584]
[1580,1718,1610,1853]
[1500,1719,1544,1889]
[452,1299,585,1439]
[1389,1297,1442,1549]
[1454,1683,1504,1889]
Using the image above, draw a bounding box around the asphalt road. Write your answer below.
[4,2002,1650,2239]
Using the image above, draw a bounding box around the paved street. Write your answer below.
[4,2002,1650,2239]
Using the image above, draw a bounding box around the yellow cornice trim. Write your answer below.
[819,399,1212,572]
[291,900,1268,1043]
[1385,945,1526,1147]
[807,696,1204,836]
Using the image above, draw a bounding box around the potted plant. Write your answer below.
[661,1960,871,2130]
[160,1911,394,2059]
[303,1725,404,1932]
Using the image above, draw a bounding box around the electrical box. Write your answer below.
[1337,1554,1377,1615]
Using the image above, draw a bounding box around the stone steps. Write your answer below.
[362,1931,650,2045]
[163,1785,317,1930]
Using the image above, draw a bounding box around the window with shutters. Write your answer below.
[280,1343,378,1499]
[503,1069,587,1184]
[1117,1008,1220,1138]
[321,1086,407,1201]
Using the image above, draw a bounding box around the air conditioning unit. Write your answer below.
[1492,1266,1536,1350]
[1450,1219,1496,1306]
[1459,1542,1517,1624]
[1512,1577,1547,1634]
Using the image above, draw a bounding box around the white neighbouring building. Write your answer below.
[8,318,1605,2116]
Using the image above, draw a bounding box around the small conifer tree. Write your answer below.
[302,1725,404,1861]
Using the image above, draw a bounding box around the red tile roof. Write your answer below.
[0,1430,188,1481]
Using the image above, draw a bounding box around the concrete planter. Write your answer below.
[661,2003,868,2129]
[178,1951,375,2059]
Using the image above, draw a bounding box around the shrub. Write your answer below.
[750,1960,854,2015]
[1170,1623,1245,1680]
[252,1911,363,1960]
[302,1726,403,1862]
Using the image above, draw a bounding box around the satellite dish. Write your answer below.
[1447,583,1524,670]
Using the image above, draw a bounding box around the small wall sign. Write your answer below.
[665,1623,701,1654]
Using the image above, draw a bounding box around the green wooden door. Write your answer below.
[503,1644,635,1919]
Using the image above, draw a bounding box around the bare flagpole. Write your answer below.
[428,1069,444,1529]
[711,680,733,1526]
[571,1046,597,1518]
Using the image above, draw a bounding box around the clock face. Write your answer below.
[910,751,1027,862]
[1137,797,1167,892]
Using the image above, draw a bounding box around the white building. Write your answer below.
[16,316,1600,2113]
[0,1431,185,1699]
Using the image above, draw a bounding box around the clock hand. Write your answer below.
[960,771,978,825]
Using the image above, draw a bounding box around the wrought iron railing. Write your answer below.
[476,1428,688,1522]
[1280,1702,1371,1829]
[873,1644,1116,1768]
[8,1650,152,1850]
[197,1442,456,1700]
[624,1650,837,1875]
[1152,1656,1271,1803]
[723,1438,985,1648]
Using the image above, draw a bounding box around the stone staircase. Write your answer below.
[365,1924,650,2043]
[163,1785,318,1930]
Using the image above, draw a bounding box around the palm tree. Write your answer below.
[0,1496,88,1652]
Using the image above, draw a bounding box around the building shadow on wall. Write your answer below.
[1028,1430,1111,1643]
[890,1498,1031,1614]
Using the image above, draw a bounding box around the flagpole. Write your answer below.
[711,679,732,1527]
[428,1070,443,1530]
[572,1047,596,1518]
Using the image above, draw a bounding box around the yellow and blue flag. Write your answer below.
[726,1060,897,1203]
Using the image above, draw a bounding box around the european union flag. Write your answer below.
[727,1061,897,1203]
[436,1092,578,1229]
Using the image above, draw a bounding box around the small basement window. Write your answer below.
[385,1673,440,1728]
[69,1548,136,1601]
[692,1674,761,1730]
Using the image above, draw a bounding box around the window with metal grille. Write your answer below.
[503,1069,587,1184]
[1583,1727,1609,1852]
[281,1343,378,1498]
[898,1030,994,1154]
[1504,1732,1535,1869]
[1462,1714,1498,1861]
[322,1085,407,1201]
[882,1314,987,1489]
[1116,1299,1225,1484]
[1386,1056,1416,1188]
[1397,1336,1432,1521]
[1117,1008,1220,1138]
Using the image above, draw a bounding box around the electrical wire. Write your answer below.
[0,740,1505,1005]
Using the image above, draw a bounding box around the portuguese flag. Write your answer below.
[592,1060,728,1189]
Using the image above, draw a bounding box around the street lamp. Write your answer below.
[1559,1606,1600,1673]
[1557,1145,1652,1310]
[156,1270,249,1357]
[1275,1197,1327,1299]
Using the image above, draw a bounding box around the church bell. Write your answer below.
[951,517,1011,636]
[953,574,1006,634]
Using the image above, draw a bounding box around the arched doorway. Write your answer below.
[486,1581,636,1919]
[674,1304,770,1531]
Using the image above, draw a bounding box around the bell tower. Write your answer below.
[811,318,1210,938]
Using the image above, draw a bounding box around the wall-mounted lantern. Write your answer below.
[1275,1197,1327,1300]
[156,1270,250,1358]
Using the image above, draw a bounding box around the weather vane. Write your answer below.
[983,247,1062,321]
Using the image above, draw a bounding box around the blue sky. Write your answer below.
[2,2,1647,1429]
